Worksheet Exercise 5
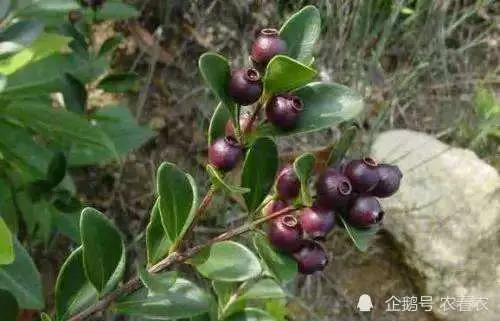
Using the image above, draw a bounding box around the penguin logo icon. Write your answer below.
[357,294,374,312]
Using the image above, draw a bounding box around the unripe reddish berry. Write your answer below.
[315,168,353,209]
[293,240,328,275]
[299,206,335,240]
[344,157,380,193]
[208,136,243,172]
[265,93,303,129]
[262,199,288,216]
[251,28,287,65]
[268,214,302,253]
[224,113,254,137]
[227,68,263,105]
[276,164,300,200]
[346,196,384,228]
[372,164,402,198]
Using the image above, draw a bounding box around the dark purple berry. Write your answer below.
[227,68,263,105]
[224,113,254,137]
[344,157,380,193]
[346,196,384,228]
[208,136,243,172]
[299,206,335,240]
[315,168,353,209]
[262,199,288,217]
[265,93,303,129]
[268,214,302,253]
[251,28,287,65]
[276,164,300,200]
[372,164,402,198]
[293,240,328,275]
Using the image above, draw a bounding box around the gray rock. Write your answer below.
[371,129,500,321]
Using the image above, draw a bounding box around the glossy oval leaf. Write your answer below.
[138,266,177,295]
[99,35,123,56]
[253,82,363,138]
[207,165,250,194]
[208,103,231,146]
[80,207,125,293]
[263,55,317,96]
[293,153,315,206]
[115,278,210,319]
[46,152,67,188]
[157,162,199,243]
[252,233,297,283]
[338,216,381,252]
[146,198,172,266]
[194,241,261,282]
[240,279,285,301]
[0,217,14,265]
[198,53,237,120]
[89,2,140,20]
[241,137,278,213]
[0,238,44,309]
[40,312,52,321]
[97,73,138,93]
[0,289,18,321]
[279,5,321,64]
[225,308,275,321]
[328,124,359,165]
[0,20,44,55]
[55,247,98,320]
[0,73,6,93]
[61,73,87,114]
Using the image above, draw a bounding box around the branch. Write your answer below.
[243,102,262,134]
[68,205,298,321]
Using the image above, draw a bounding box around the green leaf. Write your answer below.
[263,55,316,95]
[207,165,250,194]
[61,73,87,114]
[138,266,177,295]
[80,207,125,293]
[253,82,363,138]
[46,152,67,188]
[146,198,172,266]
[198,53,237,120]
[40,312,52,321]
[328,124,358,165]
[68,106,155,166]
[240,279,285,301]
[157,162,198,243]
[99,35,123,56]
[212,281,238,308]
[225,308,275,321]
[52,210,81,242]
[17,0,79,15]
[279,5,321,64]
[0,289,19,321]
[338,216,381,252]
[194,241,261,282]
[90,1,140,20]
[55,247,98,320]
[0,217,14,265]
[241,137,278,213]
[115,278,210,319]
[293,153,315,206]
[0,19,44,55]
[208,102,231,146]
[0,1,10,21]
[97,72,138,93]
[252,233,297,282]
[0,73,6,92]
[265,300,286,321]
[0,238,44,309]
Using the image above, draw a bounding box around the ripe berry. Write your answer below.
[265,93,303,129]
[208,136,243,172]
[315,168,353,209]
[346,196,384,228]
[372,164,403,198]
[293,240,328,275]
[268,214,302,253]
[299,206,335,240]
[344,157,380,193]
[251,28,287,65]
[276,164,300,200]
[224,113,254,137]
[227,68,263,105]
[262,199,288,216]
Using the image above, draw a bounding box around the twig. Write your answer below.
[243,102,262,134]
[68,205,297,321]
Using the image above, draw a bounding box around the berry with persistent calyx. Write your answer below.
[224,113,254,137]
[227,68,263,105]
[276,164,300,200]
[372,164,403,198]
[299,206,335,240]
[262,199,288,216]
[293,240,328,275]
[266,93,303,129]
[268,214,302,253]
[346,196,384,228]
[315,168,353,209]
[208,136,243,172]
[344,157,380,193]
[251,28,287,65]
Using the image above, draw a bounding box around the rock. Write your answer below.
[371,129,500,321]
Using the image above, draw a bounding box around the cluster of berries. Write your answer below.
[265,158,402,275]
[208,29,304,172]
